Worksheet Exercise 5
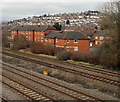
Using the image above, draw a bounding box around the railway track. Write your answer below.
[2,50,120,87]
[3,49,120,78]
[0,95,8,102]
[2,75,54,101]
[2,62,103,101]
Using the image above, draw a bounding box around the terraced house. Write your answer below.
[44,31,90,52]
[10,25,90,52]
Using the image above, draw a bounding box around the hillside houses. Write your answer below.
[7,11,101,27]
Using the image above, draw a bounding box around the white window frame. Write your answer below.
[74,40,78,43]
[67,39,69,43]
[41,38,43,42]
[95,36,98,39]
[100,36,104,40]
[74,47,78,51]
[95,41,98,45]
[66,47,69,51]
[56,39,58,42]
[34,37,36,41]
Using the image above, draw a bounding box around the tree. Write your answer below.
[2,35,10,47]
[66,20,70,25]
[11,35,29,50]
[53,23,62,31]
[98,1,120,69]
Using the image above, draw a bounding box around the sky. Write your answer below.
[1,0,109,21]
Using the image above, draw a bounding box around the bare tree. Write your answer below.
[98,1,120,68]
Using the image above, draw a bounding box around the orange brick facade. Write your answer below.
[10,29,90,52]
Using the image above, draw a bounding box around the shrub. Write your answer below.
[44,45,57,56]
[30,42,46,54]
[56,51,71,60]
[2,35,10,47]
[11,35,28,50]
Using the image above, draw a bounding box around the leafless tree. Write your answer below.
[98,1,120,68]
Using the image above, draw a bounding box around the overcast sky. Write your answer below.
[1,0,109,21]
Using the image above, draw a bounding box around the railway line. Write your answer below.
[0,95,8,102]
[2,62,103,101]
[2,50,120,87]
[2,75,54,101]
[3,49,120,78]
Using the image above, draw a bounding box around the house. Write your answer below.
[93,30,114,46]
[11,25,56,41]
[10,25,90,52]
[44,31,90,52]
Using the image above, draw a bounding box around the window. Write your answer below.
[67,39,69,43]
[74,47,78,51]
[106,37,109,39]
[90,42,93,47]
[74,40,78,43]
[41,32,44,35]
[41,38,43,42]
[95,36,98,39]
[56,39,58,42]
[34,37,36,41]
[95,41,98,45]
[38,32,41,35]
[100,36,104,40]
[12,35,14,39]
[38,37,40,41]
[66,47,69,51]
[45,38,48,42]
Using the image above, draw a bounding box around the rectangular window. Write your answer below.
[74,40,78,43]
[74,47,78,51]
[34,37,36,41]
[95,36,98,39]
[38,37,41,41]
[95,41,98,45]
[38,32,41,35]
[45,38,48,42]
[56,39,58,42]
[67,39,69,43]
[41,38,43,42]
[100,36,104,40]
[66,47,69,51]
[12,35,14,39]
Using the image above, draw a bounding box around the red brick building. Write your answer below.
[11,25,56,42]
[44,31,90,52]
[10,25,90,52]
[92,30,114,46]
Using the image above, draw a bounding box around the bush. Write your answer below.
[2,35,10,47]
[56,51,71,60]
[30,42,46,54]
[11,35,29,50]
[30,43,64,56]
[44,45,57,56]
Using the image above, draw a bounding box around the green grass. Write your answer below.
[19,49,56,59]
[67,60,104,69]
[19,49,105,70]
